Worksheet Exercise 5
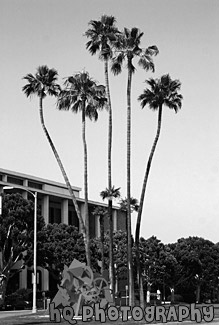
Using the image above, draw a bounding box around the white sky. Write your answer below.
[1,0,219,244]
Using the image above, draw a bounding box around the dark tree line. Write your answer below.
[1,193,219,306]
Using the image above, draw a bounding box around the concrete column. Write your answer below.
[22,180,28,199]
[20,267,27,289]
[2,174,7,182]
[42,269,49,291]
[113,210,117,231]
[23,179,28,187]
[95,215,100,237]
[61,199,68,225]
[39,267,49,291]
[42,195,49,224]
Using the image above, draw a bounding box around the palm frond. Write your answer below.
[100,186,121,201]
[138,56,155,72]
[145,45,159,57]
[86,40,100,55]
[111,27,158,77]
[85,15,119,61]
[58,71,107,118]
[85,104,98,121]
[22,65,59,100]
[119,197,139,212]
[138,74,183,112]
[111,52,124,75]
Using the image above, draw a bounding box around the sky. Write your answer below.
[1,0,219,244]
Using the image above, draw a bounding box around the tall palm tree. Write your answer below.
[92,206,108,274]
[85,15,120,289]
[57,71,107,267]
[100,186,120,296]
[111,27,158,306]
[136,74,183,306]
[22,65,88,261]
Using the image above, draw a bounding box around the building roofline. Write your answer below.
[0,167,81,192]
[0,168,122,210]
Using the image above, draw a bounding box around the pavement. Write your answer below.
[0,309,38,319]
[1,305,219,324]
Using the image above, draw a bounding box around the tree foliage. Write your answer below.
[35,223,100,279]
[169,236,219,302]
[0,193,44,305]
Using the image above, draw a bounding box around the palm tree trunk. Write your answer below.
[108,199,115,296]
[127,65,134,307]
[104,58,115,297]
[38,95,90,264]
[82,101,91,267]
[139,273,145,308]
[99,215,105,274]
[196,283,201,303]
[135,104,163,304]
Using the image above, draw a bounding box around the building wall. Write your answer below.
[0,168,127,294]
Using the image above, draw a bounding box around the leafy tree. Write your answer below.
[135,74,182,305]
[159,247,179,302]
[57,71,107,267]
[22,66,88,263]
[171,237,219,303]
[94,230,129,289]
[138,237,164,301]
[111,27,158,306]
[0,193,44,306]
[100,186,120,296]
[36,223,100,283]
[112,230,129,292]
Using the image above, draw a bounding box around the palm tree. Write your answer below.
[111,27,158,306]
[92,206,108,274]
[100,186,120,296]
[57,71,107,267]
[22,65,89,260]
[136,74,183,306]
[119,197,139,213]
[85,15,120,284]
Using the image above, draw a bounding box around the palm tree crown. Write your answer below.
[57,71,106,118]
[111,27,159,75]
[119,197,139,213]
[100,186,121,201]
[85,15,120,61]
[138,74,183,112]
[22,65,60,99]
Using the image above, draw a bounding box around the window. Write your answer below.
[7,176,23,186]
[49,207,61,224]
[68,209,79,229]
[28,181,42,190]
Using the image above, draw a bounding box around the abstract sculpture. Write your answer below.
[52,259,113,316]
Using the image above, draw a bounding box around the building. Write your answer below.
[0,168,126,294]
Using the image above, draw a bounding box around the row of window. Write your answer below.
[0,174,42,189]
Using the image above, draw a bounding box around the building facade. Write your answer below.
[0,168,126,294]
